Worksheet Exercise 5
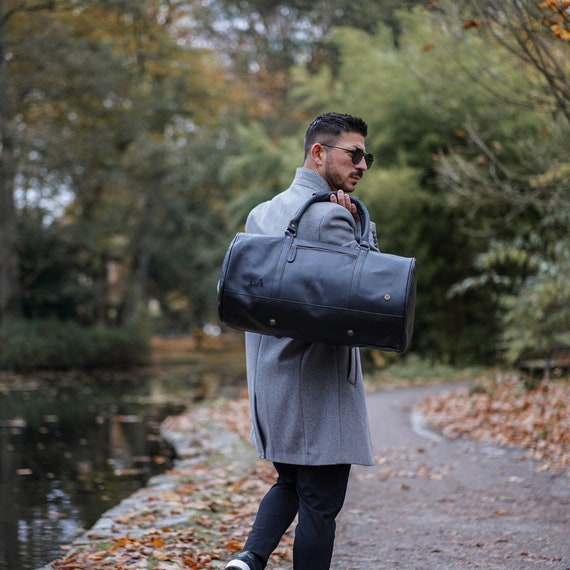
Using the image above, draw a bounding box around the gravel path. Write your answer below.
[331,384,570,569]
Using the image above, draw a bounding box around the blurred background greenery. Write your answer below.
[1,0,569,372]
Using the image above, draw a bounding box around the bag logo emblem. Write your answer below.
[249,277,264,288]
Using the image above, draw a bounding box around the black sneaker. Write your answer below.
[225,550,257,570]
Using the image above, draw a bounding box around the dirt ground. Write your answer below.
[331,384,570,570]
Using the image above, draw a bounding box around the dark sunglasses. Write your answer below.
[321,143,374,168]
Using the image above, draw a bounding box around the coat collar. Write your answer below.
[291,167,332,195]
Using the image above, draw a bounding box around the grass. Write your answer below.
[364,353,487,390]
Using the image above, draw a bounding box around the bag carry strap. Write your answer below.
[285,191,372,248]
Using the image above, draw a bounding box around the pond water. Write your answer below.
[0,350,246,570]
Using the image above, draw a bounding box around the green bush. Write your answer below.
[0,319,151,371]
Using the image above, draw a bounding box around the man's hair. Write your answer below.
[304,112,368,159]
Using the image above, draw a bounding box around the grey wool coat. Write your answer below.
[244,167,376,467]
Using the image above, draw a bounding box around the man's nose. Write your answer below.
[356,156,368,171]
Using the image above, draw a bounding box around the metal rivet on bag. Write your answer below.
[384,294,391,301]
[347,329,355,337]
[269,319,277,326]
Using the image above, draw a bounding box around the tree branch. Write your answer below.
[1,1,56,30]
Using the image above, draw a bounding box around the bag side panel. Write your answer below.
[218,234,285,325]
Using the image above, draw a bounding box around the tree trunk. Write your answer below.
[0,5,20,322]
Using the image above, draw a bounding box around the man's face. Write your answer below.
[321,132,369,193]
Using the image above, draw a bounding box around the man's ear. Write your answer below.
[309,143,325,167]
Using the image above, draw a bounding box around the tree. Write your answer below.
[0,1,39,322]
[255,0,569,364]
[425,0,570,366]
[283,21,510,363]
[176,0,424,128]
[4,0,231,330]
[462,0,570,121]
[500,241,570,372]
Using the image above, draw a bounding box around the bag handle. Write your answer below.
[285,191,372,248]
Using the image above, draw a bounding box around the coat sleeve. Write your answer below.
[298,202,360,248]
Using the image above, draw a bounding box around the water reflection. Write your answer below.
[0,361,245,570]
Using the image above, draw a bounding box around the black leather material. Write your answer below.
[217,192,417,353]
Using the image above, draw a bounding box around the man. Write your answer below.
[226,112,377,570]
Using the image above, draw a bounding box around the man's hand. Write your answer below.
[330,189,360,223]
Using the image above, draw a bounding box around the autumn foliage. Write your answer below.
[419,376,570,474]
[539,0,570,40]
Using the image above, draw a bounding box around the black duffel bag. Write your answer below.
[217,191,417,353]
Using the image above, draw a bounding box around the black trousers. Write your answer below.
[243,462,351,570]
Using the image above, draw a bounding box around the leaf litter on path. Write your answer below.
[418,375,570,476]
[48,374,570,569]
[49,397,292,569]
